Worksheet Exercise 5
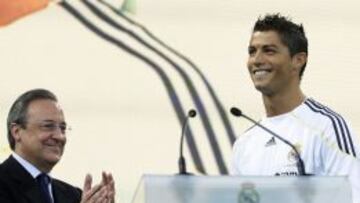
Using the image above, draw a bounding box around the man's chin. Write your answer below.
[44,154,62,165]
[255,85,274,96]
[38,156,62,172]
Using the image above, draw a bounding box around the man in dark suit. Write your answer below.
[0,89,115,203]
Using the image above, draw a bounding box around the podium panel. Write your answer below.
[132,175,352,203]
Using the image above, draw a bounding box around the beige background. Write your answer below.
[1,0,360,202]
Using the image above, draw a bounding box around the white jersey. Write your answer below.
[231,98,360,203]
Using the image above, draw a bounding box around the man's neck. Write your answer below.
[14,149,53,173]
[262,87,305,117]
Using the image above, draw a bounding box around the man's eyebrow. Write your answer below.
[248,44,278,49]
[263,44,278,49]
[40,119,67,124]
[40,119,55,122]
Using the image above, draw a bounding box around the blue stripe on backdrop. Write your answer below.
[80,0,228,174]
[96,0,236,147]
[60,0,208,174]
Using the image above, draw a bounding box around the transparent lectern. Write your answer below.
[131,175,352,203]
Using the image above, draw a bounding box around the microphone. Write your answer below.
[178,109,197,175]
[230,107,308,176]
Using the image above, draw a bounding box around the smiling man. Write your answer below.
[231,14,360,202]
[0,89,115,203]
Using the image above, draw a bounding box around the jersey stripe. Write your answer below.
[307,99,356,157]
[307,99,350,154]
[305,99,356,157]
[304,100,343,152]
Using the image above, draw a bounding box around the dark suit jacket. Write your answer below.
[0,155,82,203]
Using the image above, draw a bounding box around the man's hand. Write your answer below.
[80,172,115,203]
[101,172,115,203]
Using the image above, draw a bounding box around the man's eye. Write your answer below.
[43,123,56,129]
[265,49,276,54]
[39,123,67,132]
[59,125,67,131]
[44,123,56,128]
[248,48,256,55]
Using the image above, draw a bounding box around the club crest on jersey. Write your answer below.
[287,143,302,164]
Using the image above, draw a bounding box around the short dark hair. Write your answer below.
[7,89,58,150]
[253,13,308,79]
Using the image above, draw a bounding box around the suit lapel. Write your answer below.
[2,156,44,203]
[53,183,68,203]
[52,180,80,203]
[23,182,44,203]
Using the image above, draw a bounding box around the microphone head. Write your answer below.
[230,107,242,117]
[188,109,197,118]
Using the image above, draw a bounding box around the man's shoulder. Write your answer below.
[302,98,355,131]
[0,156,20,177]
[296,98,350,130]
[0,156,12,168]
[302,98,347,122]
[0,156,29,202]
[303,98,359,157]
[0,159,8,180]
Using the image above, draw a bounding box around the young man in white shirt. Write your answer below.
[231,14,360,203]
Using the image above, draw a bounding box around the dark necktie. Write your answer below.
[37,173,52,203]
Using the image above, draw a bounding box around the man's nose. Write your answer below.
[252,51,265,66]
[51,126,67,140]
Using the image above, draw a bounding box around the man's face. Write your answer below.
[247,30,299,96]
[13,99,67,172]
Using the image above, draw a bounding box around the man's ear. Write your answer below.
[292,52,307,73]
[10,123,22,143]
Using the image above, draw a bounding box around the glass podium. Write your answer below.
[131,175,352,203]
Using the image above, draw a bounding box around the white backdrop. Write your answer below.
[1,0,360,202]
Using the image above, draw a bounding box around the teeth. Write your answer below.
[254,70,270,76]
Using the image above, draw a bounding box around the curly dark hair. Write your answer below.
[253,13,308,79]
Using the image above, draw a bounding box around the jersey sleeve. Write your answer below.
[320,119,360,203]
[320,118,360,174]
